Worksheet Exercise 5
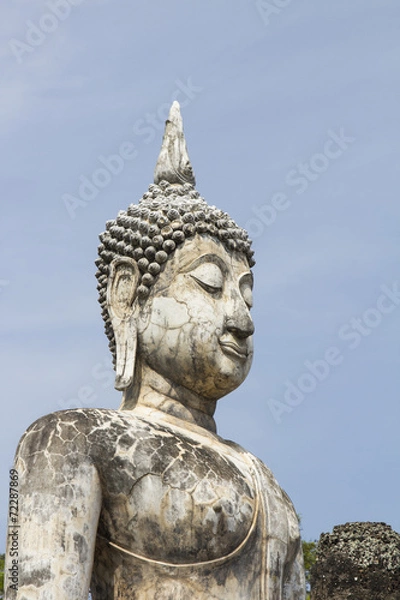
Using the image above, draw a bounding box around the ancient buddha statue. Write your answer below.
[5,103,305,599]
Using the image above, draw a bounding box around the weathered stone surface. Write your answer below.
[153,100,196,186]
[5,103,305,599]
[311,522,400,600]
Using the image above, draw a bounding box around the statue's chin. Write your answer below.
[174,356,253,402]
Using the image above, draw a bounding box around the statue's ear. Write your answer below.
[107,257,140,391]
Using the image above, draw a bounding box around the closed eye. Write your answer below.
[190,275,222,294]
[239,272,253,309]
[242,286,253,309]
[189,262,224,295]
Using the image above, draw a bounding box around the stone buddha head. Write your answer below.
[95,102,255,412]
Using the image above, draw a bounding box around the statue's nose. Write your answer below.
[226,300,255,340]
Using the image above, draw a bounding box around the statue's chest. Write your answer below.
[98,423,257,563]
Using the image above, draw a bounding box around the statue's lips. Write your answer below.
[219,340,249,361]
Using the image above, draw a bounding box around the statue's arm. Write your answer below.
[282,490,306,600]
[5,413,102,600]
[283,540,306,600]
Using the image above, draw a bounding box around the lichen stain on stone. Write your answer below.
[73,532,89,564]
[22,565,52,588]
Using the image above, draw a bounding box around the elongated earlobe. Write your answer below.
[107,258,140,390]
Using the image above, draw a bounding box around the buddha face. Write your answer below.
[136,236,254,401]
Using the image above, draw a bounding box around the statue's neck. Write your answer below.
[120,363,217,433]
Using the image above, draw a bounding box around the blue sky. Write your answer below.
[1,0,399,549]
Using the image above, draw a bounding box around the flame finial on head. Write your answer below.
[154,101,196,186]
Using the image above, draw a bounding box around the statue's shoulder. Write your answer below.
[16,408,126,456]
[21,407,116,433]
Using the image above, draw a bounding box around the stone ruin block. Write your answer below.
[311,522,400,600]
